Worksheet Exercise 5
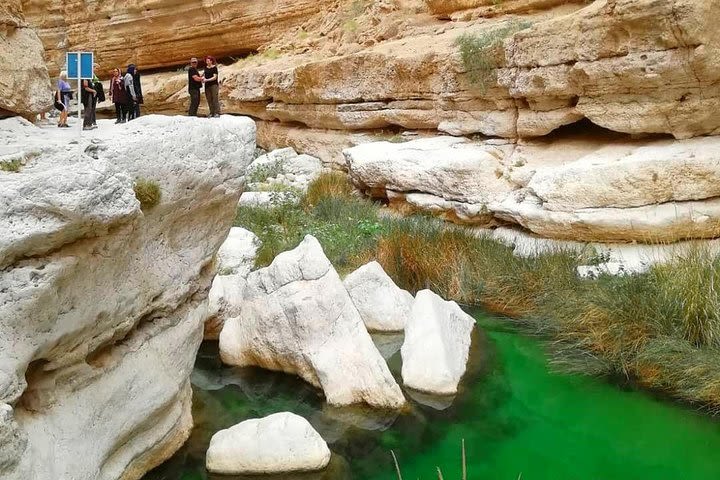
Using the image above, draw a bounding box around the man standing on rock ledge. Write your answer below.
[188,57,203,116]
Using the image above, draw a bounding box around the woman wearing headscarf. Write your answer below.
[56,71,72,128]
[109,68,127,123]
[203,56,220,117]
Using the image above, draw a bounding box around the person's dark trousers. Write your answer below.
[134,102,141,119]
[126,99,136,121]
[205,84,220,116]
[114,103,123,122]
[83,99,94,127]
[188,88,200,116]
[91,96,98,125]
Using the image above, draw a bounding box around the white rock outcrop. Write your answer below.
[205,227,260,339]
[206,412,331,475]
[343,261,414,332]
[0,115,255,480]
[401,290,476,395]
[216,227,260,276]
[345,134,720,244]
[246,147,323,192]
[219,235,406,409]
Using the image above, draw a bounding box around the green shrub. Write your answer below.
[0,159,21,173]
[455,20,532,90]
[133,178,162,210]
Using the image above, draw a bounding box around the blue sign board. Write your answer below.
[66,52,94,79]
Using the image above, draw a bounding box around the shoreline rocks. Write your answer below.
[206,412,331,475]
[344,261,414,332]
[401,290,476,395]
[219,235,406,409]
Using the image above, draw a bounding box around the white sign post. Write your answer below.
[66,52,94,133]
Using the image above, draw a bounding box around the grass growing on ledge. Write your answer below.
[133,178,162,211]
[0,158,22,173]
[235,172,720,412]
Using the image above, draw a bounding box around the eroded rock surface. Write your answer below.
[206,412,331,475]
[0,115,255,480]
[0,1,51,118]
[219,235,406,409]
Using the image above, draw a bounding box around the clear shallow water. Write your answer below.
[144,312,720,480]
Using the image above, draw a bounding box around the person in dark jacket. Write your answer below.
[203,56,220,117]
[124,65,137,120]
[81,78,97,130]
[187,57,203,116]
[128,64,143,119]
[110,68,127,123]
[91,64,104,127]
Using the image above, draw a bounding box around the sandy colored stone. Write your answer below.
[0,1,51,118]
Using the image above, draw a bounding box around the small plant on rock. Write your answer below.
[0,158,22,173]
[133,178,162,210]
[455,20,532,91]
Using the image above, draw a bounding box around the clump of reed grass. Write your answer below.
[303,171,356,208]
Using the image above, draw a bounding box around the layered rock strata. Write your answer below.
[344,132,720,243]
[0,1,51,118]
[0,115,255,480]
[21,0,336,76]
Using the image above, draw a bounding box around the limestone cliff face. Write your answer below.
[21,0,336,77]
[0,115,256,480]
[0,0,51,117]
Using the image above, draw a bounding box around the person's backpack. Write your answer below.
[94,80,106,102]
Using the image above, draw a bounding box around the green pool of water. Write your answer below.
[144,312,720,480]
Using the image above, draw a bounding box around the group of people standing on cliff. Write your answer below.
[53,55,220,128]
[187,56,221,117]
[54,64,143,129]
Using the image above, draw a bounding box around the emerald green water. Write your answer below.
[144,312,720,480]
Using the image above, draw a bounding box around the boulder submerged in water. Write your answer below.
[219,234,406,410]
[401,289,476,395]
[206,412,331,475]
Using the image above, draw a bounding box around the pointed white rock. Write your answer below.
[343,261,414,332]
[206,412,331,475]
[216,227,260,276]
[219,235,406,409]
[401,290,475,395]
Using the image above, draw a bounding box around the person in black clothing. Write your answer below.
[188,57,203,116]
[129,64,143,118]
[203,56,220,117]
[81,78,97,130]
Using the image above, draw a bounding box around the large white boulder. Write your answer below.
[216,227,260,276]
[0,115,255,480]
[205,274,247,340]
[343,261,414,332]
[206,412,331,475]
[219,235,406,409]
[401,290,476,395]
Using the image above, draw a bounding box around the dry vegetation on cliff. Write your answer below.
[236,173,720,413]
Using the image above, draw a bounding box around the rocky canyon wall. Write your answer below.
[0,115,256,480]
[0,1,51,118]
[21,0,336,76]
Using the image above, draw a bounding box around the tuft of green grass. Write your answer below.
[455,20,532,90]
[303,171,356,208]
[133,178,162,210]
[0,158,22,173]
